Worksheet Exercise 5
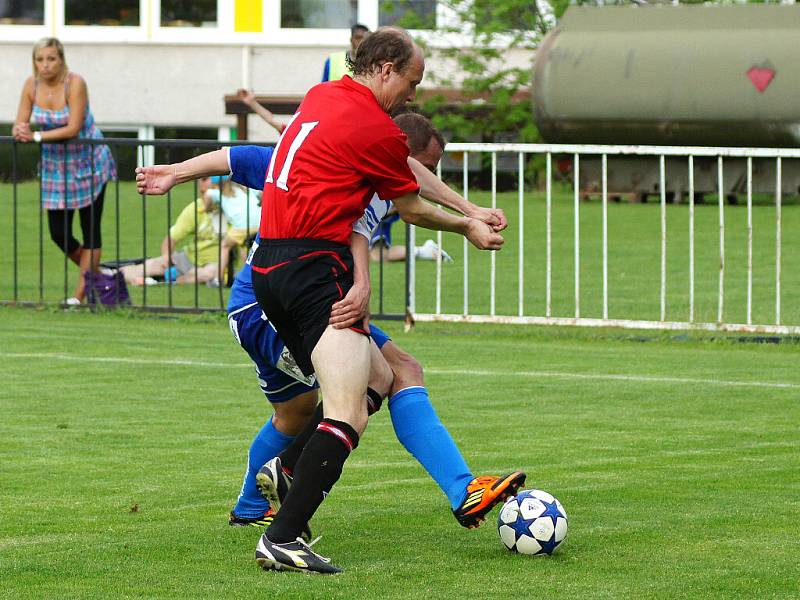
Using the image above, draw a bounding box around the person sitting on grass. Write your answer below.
[121,176,225,287]
[204,175,260,284]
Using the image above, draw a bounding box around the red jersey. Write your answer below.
[259,76,420,246]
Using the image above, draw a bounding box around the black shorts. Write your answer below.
[251,238,366,377]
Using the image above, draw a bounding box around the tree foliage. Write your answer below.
[407,0,553,144]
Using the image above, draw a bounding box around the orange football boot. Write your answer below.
[453,472,527,528]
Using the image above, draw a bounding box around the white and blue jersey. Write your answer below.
[369,212,401,248]
[225,145,391,403]
[227,145,274,314]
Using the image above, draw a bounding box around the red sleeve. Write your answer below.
[356,132,420,201]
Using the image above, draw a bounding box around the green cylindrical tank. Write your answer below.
[533,4,800,148]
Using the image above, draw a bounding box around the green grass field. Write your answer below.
[3,180,800,327]
[2,307,799,598]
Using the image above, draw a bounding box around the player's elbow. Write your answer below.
[394,195,425,226]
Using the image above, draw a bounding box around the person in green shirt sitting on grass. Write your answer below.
[121,176,226,287]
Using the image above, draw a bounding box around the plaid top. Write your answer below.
[31,74,117,210]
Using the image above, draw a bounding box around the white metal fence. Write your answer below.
[408,143,800,335]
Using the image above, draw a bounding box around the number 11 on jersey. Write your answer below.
[265,116,320,192]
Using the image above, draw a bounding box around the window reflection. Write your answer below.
[65,0,140,26]
[281,0,357,29]
[161,0,217,28]
[0,0,44,25]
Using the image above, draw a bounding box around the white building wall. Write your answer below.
[1,40,534,140]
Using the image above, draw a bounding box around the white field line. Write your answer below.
[428,368,800,391]
[2,352,799,391]
[1,352,250,370]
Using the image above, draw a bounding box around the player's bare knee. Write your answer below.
[323,400,368,436]
[272,391,318,435]
[272,410,308,436]
[389,351,424,393]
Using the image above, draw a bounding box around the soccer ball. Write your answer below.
[497,489,568,555]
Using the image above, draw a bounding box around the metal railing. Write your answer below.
[6,136,800,334]
[409,143,800,335]
[0,135,405,317]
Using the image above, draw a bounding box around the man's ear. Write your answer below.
[380,62,394,80]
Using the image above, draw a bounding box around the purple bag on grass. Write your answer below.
[84,269,131,306]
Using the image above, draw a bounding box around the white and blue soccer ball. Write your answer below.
[497,489,568,555]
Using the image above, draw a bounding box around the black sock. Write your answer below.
[266,418,359,544]
[279,402,324,475]
[280,388,380,474]
[366,386,384,415]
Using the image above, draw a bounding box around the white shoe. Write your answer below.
[416,239,453,263]
[134,276,158,286]
[65,297,81,306]
[255,535,341,574]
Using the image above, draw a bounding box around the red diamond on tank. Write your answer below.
[747,67,775,93]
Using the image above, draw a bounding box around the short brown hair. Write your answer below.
[393,113,445,155]
[348,27,416,77]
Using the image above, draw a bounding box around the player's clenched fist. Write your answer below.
[135,165,178,195]
[470,206,508,233]
[465,218,504,251]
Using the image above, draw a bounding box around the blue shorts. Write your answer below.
[228,303,392,403]
[228,302,319,403]
[369,213,401,249]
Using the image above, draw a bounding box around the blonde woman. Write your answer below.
[13,38,116,304]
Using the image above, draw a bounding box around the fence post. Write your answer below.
[518,151,524,317]
[12,142,19,302]
[462,151,469,316]
[602,153,608,320]
[717,156,725,323]
[775,157,782,325]
[746,156,753,325]
[659,154,666,322]
[574,152,580,319]
[546,152,552,318]
[688,155,695,322]
[490,152,497,317]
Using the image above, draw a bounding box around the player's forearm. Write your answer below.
[395,194,468,236]
[350,232,371,286]
[173,150,230,184]
[408,157,474,217]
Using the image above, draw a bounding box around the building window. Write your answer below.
[281,0,357,28]
[0,0,44,25]
[153,127,219,165]
[161,0,217,28]
[379,0,436,30]
[65,0,140,26]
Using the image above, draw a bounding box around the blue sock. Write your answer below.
[232,417,294,518]
[389,386,474,510]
